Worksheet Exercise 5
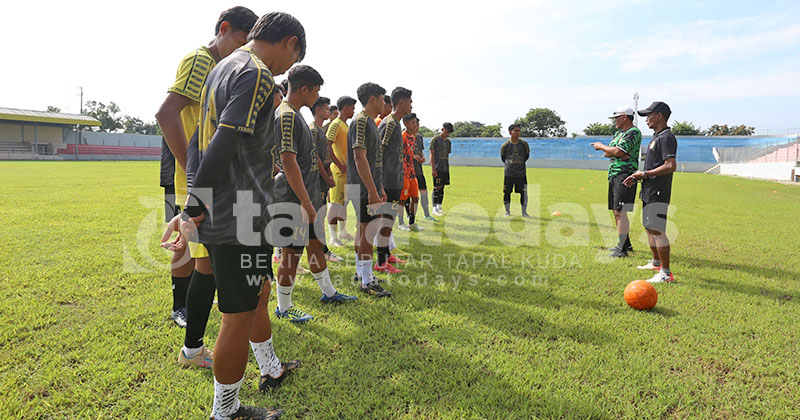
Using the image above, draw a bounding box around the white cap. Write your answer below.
[609,106,634,119]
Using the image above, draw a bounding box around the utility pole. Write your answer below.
[76,86,83,159]
[633,92,639,127]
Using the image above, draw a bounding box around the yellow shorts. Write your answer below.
[329,165,347,205]
[188,241,208,259]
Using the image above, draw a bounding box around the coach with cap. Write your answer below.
[623,101,676,283]
[591,106,642,258]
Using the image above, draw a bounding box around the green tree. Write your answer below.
[671,121,702,135]
[514,108,567,137]
[82,101,123,132]
[480,123,502,137]
[45,106,61,113]
[452,121,485,137]
[706,124,755,136]
[583,122,617,136]
[419,126,437,137]
[123,115,161,135]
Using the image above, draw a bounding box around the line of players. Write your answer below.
[155,8,454,420]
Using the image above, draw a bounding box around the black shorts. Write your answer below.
[433,171,450,187]
[164,185,178,223]
[503,176,527,194]
[271,212,319,250]
[384,188,402,204]
[416,172,428,190]
[355,195,379,224]
[206,244,273,314]
[608,173,637,212]
[642,202,669,233]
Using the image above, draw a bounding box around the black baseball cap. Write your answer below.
[637,101,671,119]
[442,122,454,132]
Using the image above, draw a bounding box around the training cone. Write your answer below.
[551,211,562,217]
[624,280,658,311]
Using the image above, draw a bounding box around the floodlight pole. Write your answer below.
[633,92,639,127]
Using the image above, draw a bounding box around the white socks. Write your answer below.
[389,232,396,251]
[358,258,374,286]
[338,220,349,235]
[250,337,282,377]
[277,283,294,312]
[312,267,336,297]
[212,377,242,419]
[182,345,202,358]
[328,223,338,240]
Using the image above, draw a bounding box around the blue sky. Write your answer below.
[2,0,799,136]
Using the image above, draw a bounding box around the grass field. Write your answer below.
[1,161,799,419]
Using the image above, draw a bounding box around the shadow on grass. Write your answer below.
[693,275,796,306]
[680,255,800,283]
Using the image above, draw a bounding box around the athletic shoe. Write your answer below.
[274,307,314,323]
[424,215,438,222]
[325,251,344,262]
[171,307,187,328]
[637,261,662,271]
[296,266,311,275]
[272,255,280,264]
[177,346,213,369]
[353,274,385,283]
[409,223,423,231]
[646,271,675,283]
[432,207,444,216]
[320,291,358,304]
[259,360,301,392]
[392,246,410,256]
[609,248,628,258]
[328,238,344,247]
[359,281,392,297]
[375,262,402,274]
[210,404,283,419]
[398,224,411,231]
[339,231,355,241]
[521,212,531,218]
[504,212,511,217]
[625,243,634,253]
[387,254,406,264]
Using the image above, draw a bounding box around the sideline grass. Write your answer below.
[1,161,799,419]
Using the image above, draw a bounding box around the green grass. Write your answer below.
[1,161,799,419]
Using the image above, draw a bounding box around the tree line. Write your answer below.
[47,102,162,135]
[584,120,755,136]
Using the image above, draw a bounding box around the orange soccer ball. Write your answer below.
[624,280,658,310]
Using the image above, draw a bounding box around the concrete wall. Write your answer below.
[719,162,798,181]
[76,131,162,148]
[0,122,64,144]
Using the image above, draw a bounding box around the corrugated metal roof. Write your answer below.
[0,107,102,126]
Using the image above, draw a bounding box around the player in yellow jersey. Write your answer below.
[325,95,357,246]
[156,6,257,370]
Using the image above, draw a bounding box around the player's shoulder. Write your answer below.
[178,46,215,68]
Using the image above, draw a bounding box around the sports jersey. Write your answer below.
[378,114,403,190]
[413,134,425,175]
[641,127,678,204]
[430,134,451,173]
[194,46,278,245]
[346,111,382,194]
[273,101,320,206]
[402,131,417,179]
[166,46,217,203]
[608,126,642,178]
[310,121,331,192]
[500,139,530,178]
[326,117,348,174]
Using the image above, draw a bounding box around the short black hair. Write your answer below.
[336,96,356,110]
[626,115,634,122]
[508,123,521,132]
[276,79,288,96]
[329,105,338,112]
[248,12,307,62]
[215,6,258,35]
[403,113,417,123]
[356,83,386,106]
[288,65,324,93]
[390,87,412,107]
[384,95,392,104]
[311,97,331,115]
[442,122,454,133]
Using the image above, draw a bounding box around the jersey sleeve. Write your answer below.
[661,132,677,160]
[168,50,213,103]
[617,130,638,157]
[279,109,298,154]
[352,115,368,150]
[326,120,339,143]
[500,142,507,162]
[218,66,274,135]
[380,118,397,149]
